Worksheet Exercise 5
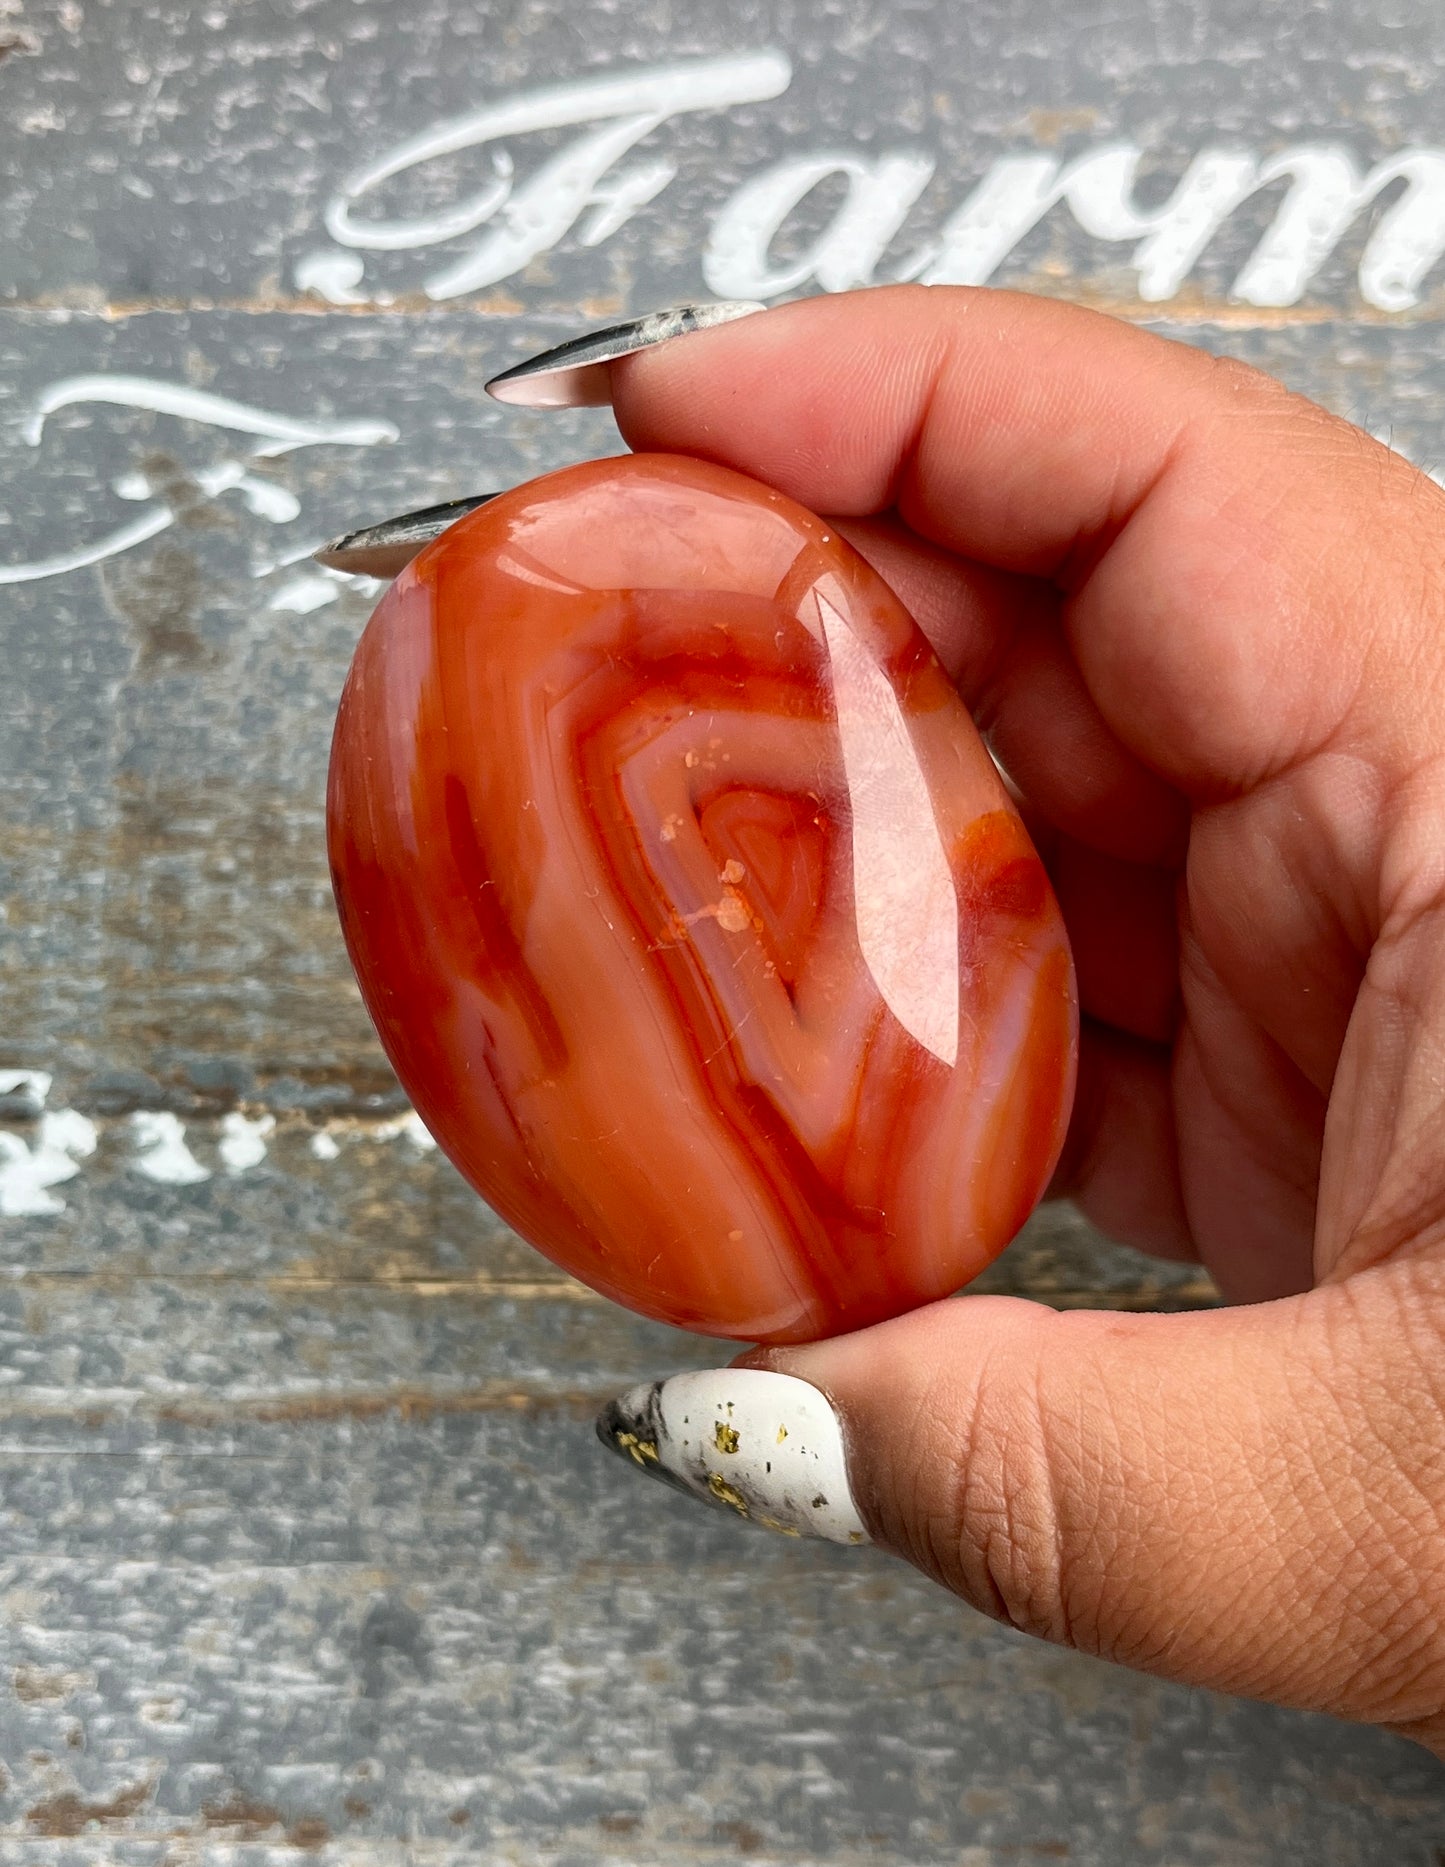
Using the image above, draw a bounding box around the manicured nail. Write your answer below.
[314,493,500,577]
[595,1368,869,1544]
[485,301,767,410]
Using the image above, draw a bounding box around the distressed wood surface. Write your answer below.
[3,0,1445,1860]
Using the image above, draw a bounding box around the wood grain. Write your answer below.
[3,1,1445,1858]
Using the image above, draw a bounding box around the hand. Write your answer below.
[598,285,1445,1752]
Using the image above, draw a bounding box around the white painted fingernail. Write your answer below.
[596,1368,869,1545]
[485,301,767,409]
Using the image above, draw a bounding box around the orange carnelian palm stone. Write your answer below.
[327,454,1077,1342]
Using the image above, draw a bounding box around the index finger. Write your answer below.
[609,284,1423,803]
[615,286,1181,578]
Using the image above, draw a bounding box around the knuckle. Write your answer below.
[1200,349,1284,409]
[918,1323,1098,1649]
[877,1275,1445,1734]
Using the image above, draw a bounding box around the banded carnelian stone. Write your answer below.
[327,454,1076,1342]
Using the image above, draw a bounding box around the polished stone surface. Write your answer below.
[10,1,1445,1851]
[328,454,1076,1341]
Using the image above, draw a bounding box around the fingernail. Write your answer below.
[595,1368,869,1544]
[314,492,500,577]
[485,301,767,410]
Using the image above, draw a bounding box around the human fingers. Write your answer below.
[610,288,1445,1295]
[608,285,1445,805]
[830,514,1188,864]
[599,1256,1445,1753]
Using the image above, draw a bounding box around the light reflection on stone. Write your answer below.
[328,454,1077,1342]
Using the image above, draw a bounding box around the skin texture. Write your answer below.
[606,286,1445,1753]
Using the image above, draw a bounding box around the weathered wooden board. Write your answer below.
[2,311,1441,1111]
[4,1410,1445,1865]
[5,0,1445,319]
[3,0,1445,1859]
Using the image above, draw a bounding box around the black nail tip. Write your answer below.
[484,301,766,404]
[312,492,501,576]
[486,320,638,392]
[594,1383,697,1504]
[486,308,703,389]
[594,1381,663,1459]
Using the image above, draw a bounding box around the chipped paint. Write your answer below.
[0,1102,462,1211]
[0,1073,98,1217]
[25,1779,152,1839]
[267,570,346,613]
[370,1110,438,1151]
[0,1069,52,1116]
[217,1110,275,1173]
[129,1111,211,1185]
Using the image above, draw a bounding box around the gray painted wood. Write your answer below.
[3,0,1445,1859]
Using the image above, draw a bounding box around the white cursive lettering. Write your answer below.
[304,51,792,302]
[298,56,1445,315]
[704,150,936,296]
[24,376,397,453]
[1232,144,1445,310]
[2,376,397,588]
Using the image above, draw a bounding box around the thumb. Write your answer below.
[599,1261,1445,1749]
